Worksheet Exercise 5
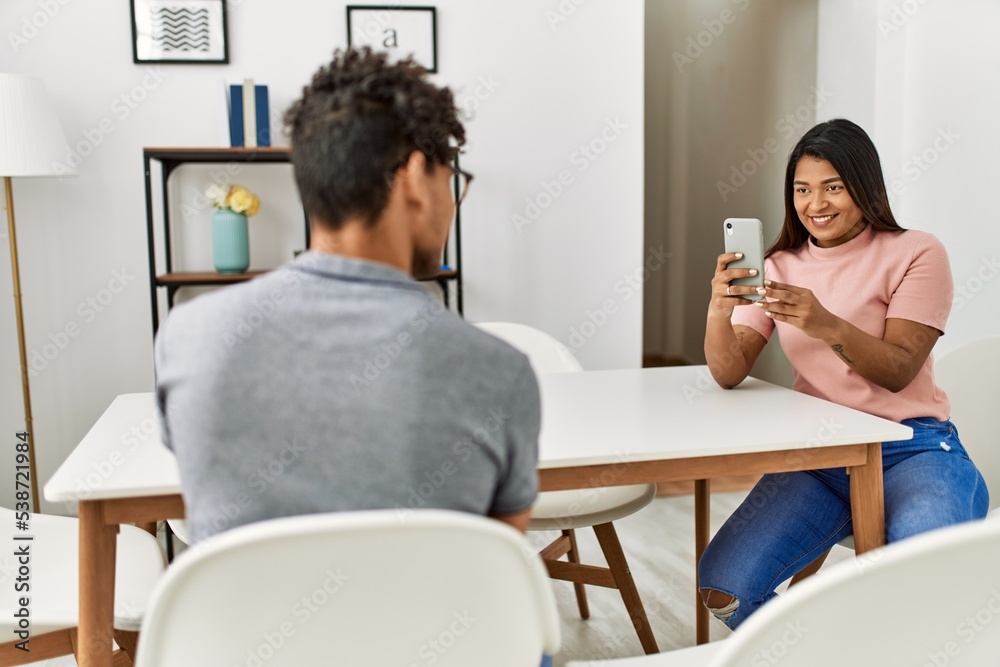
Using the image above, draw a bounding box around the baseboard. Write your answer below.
[642,354,690,368]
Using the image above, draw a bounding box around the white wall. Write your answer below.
[0,1,645,513]
[817,0,1000,356]
[645,0,817,387]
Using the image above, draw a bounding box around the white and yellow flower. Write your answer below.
[207,184,261,217]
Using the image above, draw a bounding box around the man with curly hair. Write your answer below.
[154,48,540,545]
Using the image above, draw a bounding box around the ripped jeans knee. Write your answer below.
[700,588,739,622]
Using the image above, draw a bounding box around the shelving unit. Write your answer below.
[143,147,463,336]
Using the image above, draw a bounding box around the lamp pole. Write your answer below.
[5,175,39,511]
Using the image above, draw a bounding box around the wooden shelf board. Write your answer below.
[144,147,291,163]
[156,271,268,286]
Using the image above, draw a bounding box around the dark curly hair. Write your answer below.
[284,47,466,230]
[767,118,904,258]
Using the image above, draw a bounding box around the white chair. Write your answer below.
[791,334,1000,584]
[134,509,560,667]
[476,322,659,654]
[568,517,1000,666]
[0,507,165,666]
[934,335,1000,516]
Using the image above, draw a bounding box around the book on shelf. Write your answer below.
[228,80,270,148]
[228,83,243,147]
[254,84,270,147]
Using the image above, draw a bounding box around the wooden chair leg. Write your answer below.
[114,629,140,662]
[593,522,659,654]
[113,648,136,667]
[69,627,80,659]
[563,529,590,619]
[789,548,832,587]
[0,628,77,666]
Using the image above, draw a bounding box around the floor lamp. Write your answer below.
[1,74,73,512]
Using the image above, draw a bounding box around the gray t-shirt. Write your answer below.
[154,252,540,543]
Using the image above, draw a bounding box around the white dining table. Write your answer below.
[44,366,912,665]
[534,365,911,643]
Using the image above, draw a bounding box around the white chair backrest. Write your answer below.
[935,336,1000,512]
[135,510,560,667]
[476,322,583,373]
[709,518,1000,667]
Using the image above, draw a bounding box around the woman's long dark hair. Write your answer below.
[767,118,904,258]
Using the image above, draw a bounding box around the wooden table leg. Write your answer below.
[694,479,710,645]
[848,442,886,554]
[78,501,119,667]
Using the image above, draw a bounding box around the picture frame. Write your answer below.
[347,6,438,73]
[130,0,229,64]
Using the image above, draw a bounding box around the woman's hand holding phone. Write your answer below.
[709,252,763,319]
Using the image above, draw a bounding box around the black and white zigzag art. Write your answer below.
[152,6,211,53]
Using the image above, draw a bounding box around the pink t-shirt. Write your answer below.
[731,227,953,422]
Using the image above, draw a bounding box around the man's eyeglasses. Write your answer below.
[449,163,474,206]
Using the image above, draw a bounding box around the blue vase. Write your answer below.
[212,209,250,274]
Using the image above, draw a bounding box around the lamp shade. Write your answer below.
[0,73,73,177]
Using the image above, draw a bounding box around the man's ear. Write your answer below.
[396,150,432,211]
[403,149,427,174]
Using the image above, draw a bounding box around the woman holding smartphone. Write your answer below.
[699,118,988,629]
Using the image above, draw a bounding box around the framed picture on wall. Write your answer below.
[130,0,229,64]
[347,6,438,73]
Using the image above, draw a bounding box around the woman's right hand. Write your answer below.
[709,252,761,319]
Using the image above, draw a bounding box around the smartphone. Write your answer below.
[723,218,765,301]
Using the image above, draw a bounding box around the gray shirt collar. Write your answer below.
[288,251,419,288]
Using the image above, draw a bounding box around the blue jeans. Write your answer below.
[698,417,989,630]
